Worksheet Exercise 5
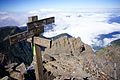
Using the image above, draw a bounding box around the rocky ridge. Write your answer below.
[96,45,120,80]
[42,36,105,80]
[42,36,120,80]
[0,26,120,80]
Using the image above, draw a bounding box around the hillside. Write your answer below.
[110,39,120,46]
[0,26,33,65]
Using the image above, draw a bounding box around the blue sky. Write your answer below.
[0,0,120,11]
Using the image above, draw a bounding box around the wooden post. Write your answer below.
[28,16,44,80]
[34,44,44,80]
[28,16,38,23]
[9,16,55,80]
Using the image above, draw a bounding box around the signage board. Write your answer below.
[27,17,55,31]
[9,17,55,45]
[27,37,51,48]
[9,31,34,45]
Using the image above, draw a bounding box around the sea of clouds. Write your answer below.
[0,8,120,50]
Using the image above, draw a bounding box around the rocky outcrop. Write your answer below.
[0,63,34,80]
[42,36,98,80]
[96,45,120,80]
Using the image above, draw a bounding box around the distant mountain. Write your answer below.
[0,17,20,27]
[19,26,27,31]
[0,26,32,65]
[92,31,120,51]
[111,39,120,46]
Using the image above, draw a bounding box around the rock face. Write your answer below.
[96,45,120,80]
[0,26,33,65]
[42,35,120,80]
[43,36,97,80]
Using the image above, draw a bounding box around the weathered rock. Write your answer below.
[0,76,9,80]
[5,63,18,73]
[0,63,27,80]
[44,54,56,61]
[96,45,120,80]
[10,71,23,80]
[43,36,95,79]
[16,63,26,75]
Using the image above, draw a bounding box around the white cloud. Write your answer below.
[40,9,61,12]
[0,9,120,49]
[43,10,120,48]
[0,15,9,20]
[103,38,117,46]
[112,34,120,38]
[28,10,39,15]
[0,11,8,15]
